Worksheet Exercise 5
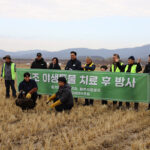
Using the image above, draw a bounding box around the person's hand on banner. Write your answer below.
[26,93,31,99]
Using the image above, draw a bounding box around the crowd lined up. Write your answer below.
[1,51,150,112]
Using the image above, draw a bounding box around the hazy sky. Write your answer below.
[0,0,150,51]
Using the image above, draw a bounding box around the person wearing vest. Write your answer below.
[110,54,124,106]
[82,57,96,106]
[143,55,150,110]
[1,55,16,98]
[118,56,142,111]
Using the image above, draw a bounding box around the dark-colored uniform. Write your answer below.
[65,59,81,102]
[144,62,150,73]
[54,84,74,112]
[65,59,81,70]
[31,58,47,69]
[31,58,47,98]
[49,63,61,70]
[83,62,96,105]
[119,63,142,109]
[16,79,38,110]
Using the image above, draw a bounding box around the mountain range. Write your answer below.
[0,44,150,59]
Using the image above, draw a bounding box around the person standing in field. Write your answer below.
[1,55,16,98]
[110,54,124,107]
[143,55,150,110]
[16,72,38,110]
[31,53,47,99]
[46,77,74,112]
[100,65,108,105]
[65,51,81,103]
[31,53,47,69]
[118,56,142,111]
[48,57,61,70]
[82,57,96,106]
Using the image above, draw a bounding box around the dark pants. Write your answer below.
[126,102,139,110]
[118,102,139,110]
[55,104,73,112]
[102,100,107,105]
[54,98,73,112]
[5,80,16,97]
[84,99,94,105]
[74,98,78,103]
[113,101,117,105]
[16,92,37,110]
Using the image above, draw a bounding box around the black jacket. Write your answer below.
[117,63,142,73]
[65,59,81,70]
[31,58,47,69]
[19,79,38,94]
[55,84,74,107]
[49,63,61,70]
[144,62,150,73]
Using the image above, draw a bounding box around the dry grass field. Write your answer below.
[0,63,150,150]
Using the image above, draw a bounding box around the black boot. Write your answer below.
[117,102,122,109]
[75,98,78,103]
[113,101,117,106]
[126,102,130,109]
[146,104,150,110]
[90,99,94,106]
[134,103,139,111]
[83,99,89,106]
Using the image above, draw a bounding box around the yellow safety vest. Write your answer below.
[125,64,137,73]
[84,63,95,71]
[111,62,123,72]
[2,63,16,80]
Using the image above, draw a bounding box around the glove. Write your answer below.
[26,93,31,99]
[46,94,56,104]
[50,100,62,108]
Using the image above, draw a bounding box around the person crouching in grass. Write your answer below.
[46,77,74,112]
[16,72,38,110]
[100,65,108,105]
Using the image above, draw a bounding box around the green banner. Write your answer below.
[16,68,150,103]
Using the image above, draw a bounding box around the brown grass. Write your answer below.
[0,64,150,150]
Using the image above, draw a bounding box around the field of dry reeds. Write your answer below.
[0,63,150,150]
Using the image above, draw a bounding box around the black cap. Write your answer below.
[128,56,135,60]
[3,55,11,60]
[37,53,42,57]
[149,54,150,57]
[58,77,67,84]
[24,72,30,77]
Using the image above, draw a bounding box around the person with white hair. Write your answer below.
[82,57,96,106]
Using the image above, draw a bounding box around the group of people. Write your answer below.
[1,51,150,112]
